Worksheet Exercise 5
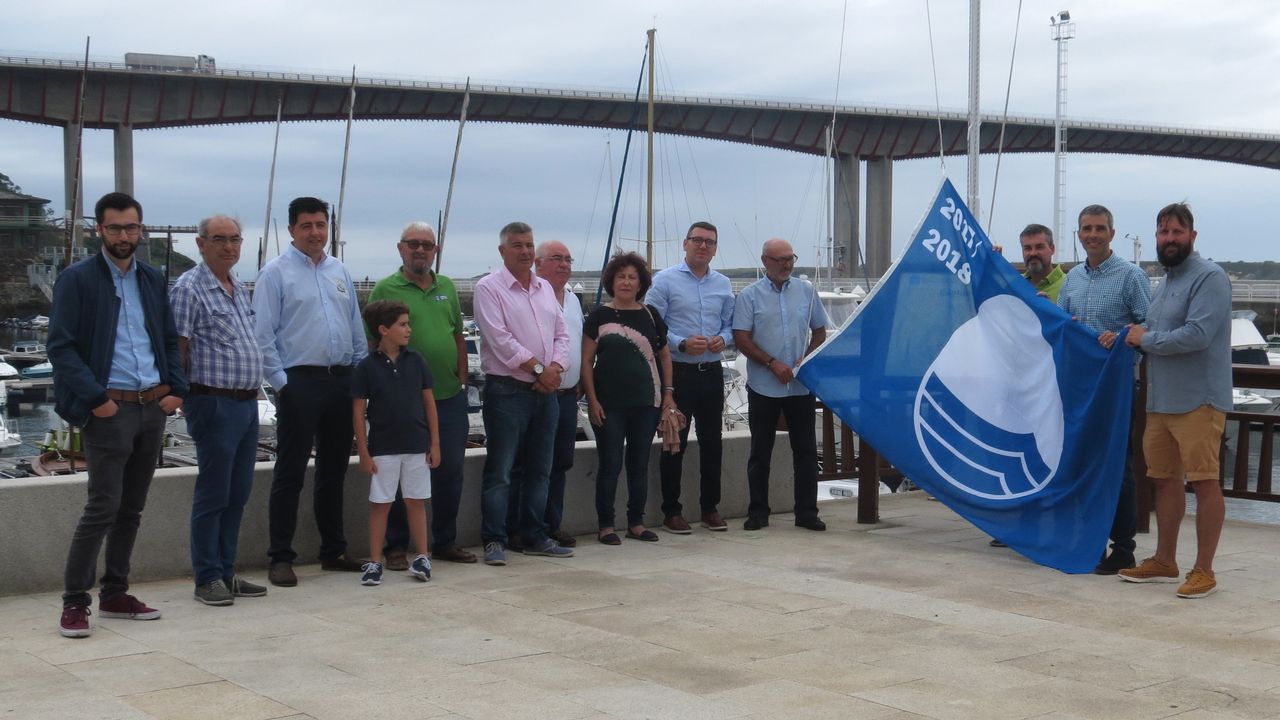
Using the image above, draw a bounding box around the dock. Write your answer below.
[3,492,1278,719]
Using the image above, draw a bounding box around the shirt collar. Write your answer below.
[390,267,438,291]
[286,243,328,268]
[497,264,543,292]
[102,251,135,279]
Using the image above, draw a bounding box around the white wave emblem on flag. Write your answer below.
[912,295,1065,500]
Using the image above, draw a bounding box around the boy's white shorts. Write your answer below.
[369,453,432,503]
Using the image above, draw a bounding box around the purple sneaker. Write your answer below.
[98,594,162,620]
[60,604,92,638]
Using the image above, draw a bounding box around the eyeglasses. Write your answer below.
[401,240,437,251]
[540,254,574,265]
[764,254,798,264]
[208,235,244,246]
[686,237,717,247]
[103,223,143,236]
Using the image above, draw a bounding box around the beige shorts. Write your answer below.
[1142,405,1226,483]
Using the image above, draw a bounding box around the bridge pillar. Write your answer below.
[113,124,134,196]
[833,153,860,279]
[62,122,84,250]
[865,156,893,277]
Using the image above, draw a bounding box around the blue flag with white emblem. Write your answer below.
[797,179,1134,573]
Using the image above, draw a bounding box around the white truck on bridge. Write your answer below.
[124,53,216,73]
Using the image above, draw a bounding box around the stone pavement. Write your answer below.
[3,492,1279,720]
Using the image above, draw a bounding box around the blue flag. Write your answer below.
[796,179,1134,573]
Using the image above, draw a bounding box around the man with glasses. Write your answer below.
[506,240,584,550]
[50,192,188,637]
[254,197,367,587]
[170,215,268,605]
[732,238,828,532]
[368,222,476,566]
[648,221,735,533]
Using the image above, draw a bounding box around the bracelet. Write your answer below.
[662,385,675,392]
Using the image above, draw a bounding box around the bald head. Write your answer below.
[761,238,797,288]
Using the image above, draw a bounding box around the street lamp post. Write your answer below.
[1124,233,1141,264]
[1050,10,1076,261]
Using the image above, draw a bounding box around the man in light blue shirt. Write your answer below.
[253,197,367,586]
[733,238,828,532]
[648,221,735,534]
[1057,204,1152,576]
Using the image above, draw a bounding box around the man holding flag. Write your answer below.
[798,180,1136,574]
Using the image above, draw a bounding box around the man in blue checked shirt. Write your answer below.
[648,221,736,534]
[171,215,268,607]
[253,197,368,587]
[1057,204,1152,575]
[733,238,829,533]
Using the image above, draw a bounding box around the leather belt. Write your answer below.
[673,361,721,372]
[189,383,258,401]
[485,373,536,391]
[105,384,171,404]
[287,364,353,377]
[557,388,578,397]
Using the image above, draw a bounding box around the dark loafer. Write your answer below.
[794,516,827,532]
[550,530,578,548]
[598,532,622,546]
[626,529,660,542]
[435,546,478,564]
[268,562,297,587]
[319,555,365,572]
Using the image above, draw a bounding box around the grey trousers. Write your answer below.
[62,402,167,607]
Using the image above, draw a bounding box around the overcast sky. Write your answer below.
[4,0,1279,281]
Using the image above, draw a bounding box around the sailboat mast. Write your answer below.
[259,94,283,271]
[645,27,656,268]
[65,37,90,266]
[437,78,471,274]
[333,67,356,259]
[966,0,981,218]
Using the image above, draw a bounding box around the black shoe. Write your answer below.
[268,562,297,587]
[795,516,826,531]
[320,555,365,572]
[988,538,1007,548]
[1093,552,1137,576]
[743,516,769,531]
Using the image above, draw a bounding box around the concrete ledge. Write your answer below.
[1,430,797,595]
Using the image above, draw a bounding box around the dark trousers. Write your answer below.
[385,391,469,552]
[508,390,579,538]
[268,369,353,564]
[594,405,660,528]
[480,376,556,546]
[186,394,259,586]
[659,362,723,518]
[746,388,819,522]
[63,401,167,607]
[1106,438,1138,560]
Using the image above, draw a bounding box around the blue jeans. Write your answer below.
[593,405,660,528]
[185,394,259,585]
[480,376,556,546]
[385,391,470,552]
[63,401,167,607]
[507,390,578,537]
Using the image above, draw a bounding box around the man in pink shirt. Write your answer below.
[473,222,573,566]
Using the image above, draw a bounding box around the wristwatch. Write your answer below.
[678,340,687,353]
[532,362,545,375]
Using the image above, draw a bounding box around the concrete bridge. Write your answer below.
[4,53,1280,276]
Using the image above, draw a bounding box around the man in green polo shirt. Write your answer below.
[1020,223,1065,302]
[369,222,477,566]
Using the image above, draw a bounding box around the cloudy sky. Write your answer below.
[4,0,1279,281]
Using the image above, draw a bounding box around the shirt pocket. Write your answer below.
[207,310,243,346]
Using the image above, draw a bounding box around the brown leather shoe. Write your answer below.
[319,555,365,572]
[268,562,297,587]
[435,546,478,564]
[550,530,578,548]
[662,515,693,534]
[701,512,728,531]
[384,549,409,571]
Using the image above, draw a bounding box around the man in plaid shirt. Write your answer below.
[171,215,269,606]
[1057,204,1152,575]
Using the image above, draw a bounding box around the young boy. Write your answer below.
[352,300,441,585]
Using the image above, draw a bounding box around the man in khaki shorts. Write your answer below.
[1119,202,1231,598]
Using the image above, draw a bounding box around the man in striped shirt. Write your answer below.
[171,215,269,606]
[1057,204,1152,575]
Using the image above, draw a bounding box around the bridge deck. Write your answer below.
[3,492,1277,719]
